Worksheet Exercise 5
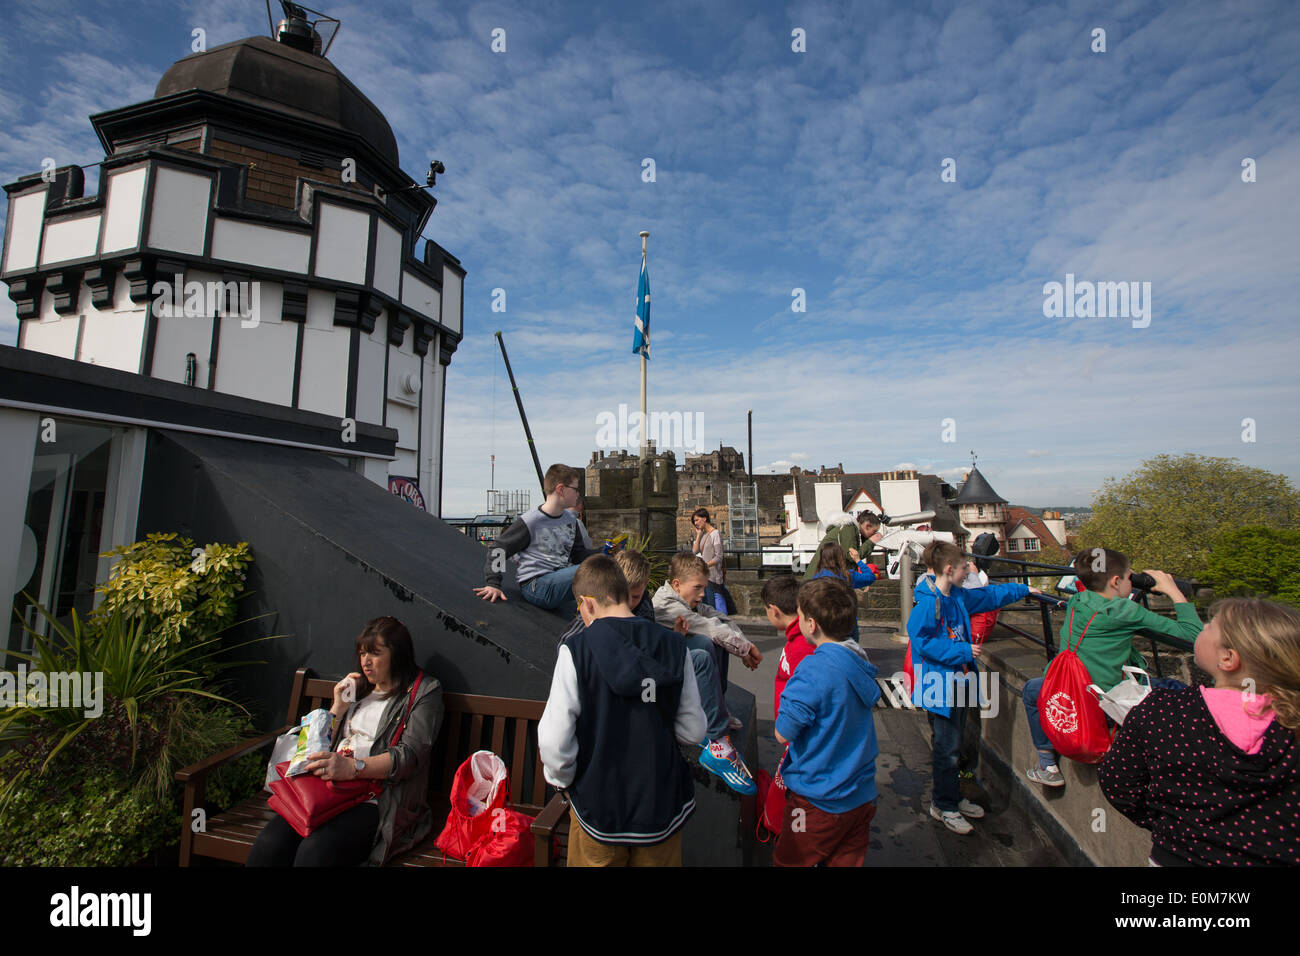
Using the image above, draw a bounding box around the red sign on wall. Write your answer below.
[389,476,426,511]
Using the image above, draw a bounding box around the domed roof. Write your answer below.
[155,35,398,166]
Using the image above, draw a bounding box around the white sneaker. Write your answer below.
[929,803,973,834]
[727,715,743,731]
[957,799,985,819]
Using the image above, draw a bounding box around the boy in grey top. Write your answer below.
[474,464,602,617]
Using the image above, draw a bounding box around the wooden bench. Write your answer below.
[175,668,571,866]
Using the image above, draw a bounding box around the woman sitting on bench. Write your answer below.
[247,616,445,866]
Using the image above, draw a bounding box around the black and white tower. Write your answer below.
[2,7,464,513]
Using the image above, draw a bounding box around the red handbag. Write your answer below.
[267,673,423,837]
[1039,610,1112,763]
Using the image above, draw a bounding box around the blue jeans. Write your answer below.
[1022,677,1053,759]
[687,647,730,740]
[927,708,965,812]
[520,565,579,618]
[704,584,727,614]
[683,632,730,695]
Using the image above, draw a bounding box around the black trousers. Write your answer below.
[246,802,379,867]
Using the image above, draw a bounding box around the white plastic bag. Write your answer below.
[464,750,508,816]
[264,729,301,789]
[1088,666,1152,725]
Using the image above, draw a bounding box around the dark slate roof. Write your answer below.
[951,467,1008,505]
[152,35,399,165]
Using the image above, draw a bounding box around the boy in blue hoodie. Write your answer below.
[908,540,1038,834]
[773,577,881,866]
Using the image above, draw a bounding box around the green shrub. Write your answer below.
[0,766,176,867]
[94,533,253,651]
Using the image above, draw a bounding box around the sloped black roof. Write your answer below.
[951,467,1008,505]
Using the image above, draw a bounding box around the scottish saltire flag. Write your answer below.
[632,255,650,359]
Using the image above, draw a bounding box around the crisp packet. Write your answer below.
[285,708,336,777]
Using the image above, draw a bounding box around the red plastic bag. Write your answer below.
[435,751,509,861]
[466,807,535,867]
[902,643,914,695]
[1040,610,1112,763]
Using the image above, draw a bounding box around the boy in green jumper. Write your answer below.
[1024,547,1202,787]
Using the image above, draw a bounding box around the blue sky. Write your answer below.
[2,0,1298,517]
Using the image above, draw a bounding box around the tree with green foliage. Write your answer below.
[1076,454,1300,579]
[1204,526,1300,608]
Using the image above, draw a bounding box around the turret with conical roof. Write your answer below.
[950,466,1009,552]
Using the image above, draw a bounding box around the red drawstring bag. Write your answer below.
[755,747,789,842]
[466,807,536,867]
[435,751,535,865]
[902,643,914,694]
[1040,609,1112,763]
[435,751,510,861]
[970,610,999,645]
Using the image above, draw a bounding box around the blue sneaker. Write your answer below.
[699,740,757,795]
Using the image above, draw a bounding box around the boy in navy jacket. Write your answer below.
[538,555,706,866]
[773,577,881,866]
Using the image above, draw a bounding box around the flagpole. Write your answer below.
[639,230,649,461]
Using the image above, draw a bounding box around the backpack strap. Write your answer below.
[1065,608,1101,654]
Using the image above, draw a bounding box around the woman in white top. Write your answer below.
[247,617,444,866]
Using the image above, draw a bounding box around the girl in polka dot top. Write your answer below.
[1098,598,1300,866]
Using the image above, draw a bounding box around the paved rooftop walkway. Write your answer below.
[729,619,1068,866]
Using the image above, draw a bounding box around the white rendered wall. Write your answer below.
[400,270,439,321]
[151,266,216,387]
[77,269,148,371]
[214,281,295,406]
[22,304,78,359]
[210,219,310,273]
[357,455,390,487]
[373,221,402,298]
[148,167,211,255]
[879,479,922,518]
[40,214,101,266]
[813,481,843,523]
[297,288,346,418]
[313,204,369,285]
[385,323,420,459]
[354,314,386,426]
[421,344,445,514]
[100,166,147,254]
[441,267,462,335]
[3,190,45,273]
